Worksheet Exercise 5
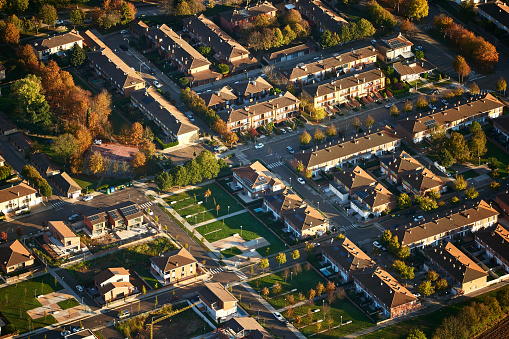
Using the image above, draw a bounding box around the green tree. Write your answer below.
[172,166,189,188]
[217,63,229,75]
[175,1,192,15]
[401,265,415,283]
[196,150,220,179]
[155,171,173,191]
[380,230,392,247]
[398,246,410,260]
[465,186,478,199]
[397,193,412,209]
[39,181,52,197]
[9,0,29,14]
[406,329,427,339]
[356,18,376,38]
[299,131,312,145]
[390,105,400,121]
[120,2,137,25]
[184,159,202,185]
[52,133,79,167]
[291,249,300,260]
[39,4,58,27]
[320,30,338,47]
[275,252,287,267]
[339,25,352,43]
[447,132,470,163]
[259,258,269,273]
[70,43,86,66]
[313,128,325,143]
[418,280,435,296]
[273,28,284,48]
[388,235,400,254]
[407,0,429,19]
[438,148,454,168]
[325,124,337,137]
[12,74,51,126]
[454,174,467,191]
[69,10,85,26]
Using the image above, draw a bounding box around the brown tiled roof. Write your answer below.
[188,69,222,83]
[332,166,377,191]
[392,200,499,247]
[294,127,400,168]
[31,30,83,51]
[230,76,273,97]
[493,116,509,133]
[223,317,271,339]
[283,205,326,231]
[99,281,133,295]
[0,112,17,133]
[232,161,283,189]
[263,188,306,215]
[95,267,130,286]
[424,242,487,284]
[51,172,81,194]
[303,68,385,97]
[30,153,60,175]
[48,221,77,238]
[321,237,375,274]
[10,133,33,150]
[220,2,277,23]
[200,282,238,303]
[478,2,509,30]
[381,151,423,176]
[129,20,149,37]
[475,224,509,264]
[199,86,238,107]
[393,59,435,77]
[150,247,197,272]
[0,240,33,268]
[266,41,316,62]
[292,0,348,32]
[353,183,396,209]
[353,266,417,309]
[374,33,413,54]
[396,93,503,135]
[0,182,37,204]
[402,168,444,192]
[79,30,106,50]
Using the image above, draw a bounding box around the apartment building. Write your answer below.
[199,282,238,321]
[283,205,329,239]
[478,1,509,33]
[290,0,348,33]
[373,33,413,63]
[232,161,284,199]
[349,183,396,219]
[263,41,316,64]
[329,166,377,204]
[380,151,423,184]
[0,182,41,214]
[219,2,277,32]
[150,248,197,284]
[30,30,83,60]
[263,187,306,220]
[94,267,135,302]
[475,224,509,274]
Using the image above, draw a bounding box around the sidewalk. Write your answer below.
[191,209,248,229]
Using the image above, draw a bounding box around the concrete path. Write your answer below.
[190,209,249,229]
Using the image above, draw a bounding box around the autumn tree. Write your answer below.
[275,252,287,267]
[75,126,93,155]
[397,193,412,209]
[418,280,435,296]
[313,128,325,143]
[52,133,79,167]
[3,22,19,44]
[352,117,361,130]
[469,122,487,158]
[299,131,312,145]
[120,1,137,25]
[364,115,375,129]
[454,174,467,191]
[496,77,507,96]
[447,132,470,163]
[325,124,337,137]
[259,258,269,273]
[401,19,416,36]
[390,105,400,121]
[88,151,105,174]
[131,152,146,173]
[407,0,429,19]
[69,10,85,26]
[139,139,156,157]
[39,5,58,27]
[291,249,300,260]
[453,55,470,83]
[130,122,144,145]
[470,82,480,95]
[465,186,478,199]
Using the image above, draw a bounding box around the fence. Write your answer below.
[187,300,217,330]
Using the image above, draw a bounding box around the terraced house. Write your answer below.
[0,182,41,214]
[263,187,306,219]
[349,183,396,219]
[329,166,377,204]
[219,2,277,32]
[283,205,329,239]
[401,168,445,197]
[279,46,378,86]
[291,127,400,175]
[391,200,499,251]
[30,30,83,60]
[302,68,385,109]
[474,224,509,274]
[217,92,299,132]
[396,93,504,144]
[380,151,423,184]
[232,161,284,199]
[290,0,348,33]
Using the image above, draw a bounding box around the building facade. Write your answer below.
[232,161,284,199]
[150,248,197,284]
[199,282,238,321]
[0,182,41,214]
[475,224,509,274]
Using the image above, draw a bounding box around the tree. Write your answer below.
[70,43,86,67]
[155,171,173,191]
[284,9,302,25]
[352,117,361,130]
[470,82,480,95]
[185,159,202,185]
[217,63,229,75]
[316,282,325,296]
[390,105,400,121]
[139,140,156,157]
[364,115,375,129]
[325,124,337,137]
[356,18,376,38]
[418,280,435,296]
[454,174,467,191]
[427,270,439,282]
[313,128,325,143]
[273,282,282,294]
[204,188,211,203]
[403,99,413,113]
[433,13,453,32]
[307,288,316,300]
[275,252,287,267]
[299,131,312,145]
[224,132,239,147]
[69,10,85,26]
[321,29,339,47]
[3,22,19,44]
[12,75,51,126]
[259,258,269,273]
[52,133,79,166]
[304,168,312,178]
[175,1,192,15]
[39,5,58,27]
[465,186,478,199]
[397,193,412,209]
[388,235,400,254]
[130,122,144,145]
[88,151,105,174]
[398,246,410,260]
[196,150,220,179]
[401,19,416,36]
[438,149,454,168]
[469,130,487,158]
[496,77,507,96]
[447,132,470,163]
[262,287,269,298]
[407,0,429,19]
[131,152,146,172]
[406,329,427,339]
[416,96,428,109]
[401,265,415,283]
[453,55,470,83]
[291,249,300,260]
[380,230,392,247]
[120,2,137,25]
[173,166,188,188]
[9,0,29,14]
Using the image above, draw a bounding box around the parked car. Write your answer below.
[168,295,179,302]
[385,103,393,109]
[273,312,284,321]
[83,195,93,201]
[286,146,294,154]
[430,89,439,95]
[68,214,79,222]
[120,29,128,34]
[286,127,293,133]
[441,99,448,105]
[149,69,155,75]
[153,80,162,88]
[373,241,382,249]
[187,114,195,122]
[56,19,64,25]
[93,139,102,145]
[254,143,264,149]
[280,128,287,134]
[73,326,84,333]
[60,330,71,337]
[118,310,130,319]
[428,103,437,110]
[76,285,84,292]
[145,208,153,216]
[371,39,377,44]
[414,215,424,222]
[119,44,128,51]
[297,177,305,185]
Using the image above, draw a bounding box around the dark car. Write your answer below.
[168,295,179,302]
[119,45,128,51]
[299,145,310,150]
[149,69,155,75]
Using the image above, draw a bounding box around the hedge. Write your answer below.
[155,137,179,149]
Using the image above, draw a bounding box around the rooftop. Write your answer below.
[220,2,277,23]
[263,188,306,214]
[150,247,197,272]
[0,182,37,204]
[380,151,423,176]
[283,205,327,231]
[48,221,77,239]
[475,224,509,264]
[321,237,375,274]
[0,240,33,268]
[200,282,238,304]
[232,161,283,189]
[31,30,83,51]
[332,166,377,191]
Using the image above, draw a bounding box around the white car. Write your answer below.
[83,195,93,201]
[428,103,437,110]
[441,99,448,105]
[73,326,84,333]
[93,139,102,145]
[118,310,130,319]
[60,330,71,337]
[280,128,287,134]
[414,215,424,222]
[76,285,84,292]
[371,39,377,44]
[153,80,162,88]
[373,241,382,249]
[385,103,393,109]
[297,177,305,185]
[286,146,294,154]
[254,143,264,149]
[273,312,284,321]
[146,208,153,216]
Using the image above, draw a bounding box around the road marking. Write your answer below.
[267,161,283,169]
[374,223,385,233]
[52,200,67,210]
[209,267,224,275]
[139,202,153,210]
[341,223,358,231]
[234,269,248,280]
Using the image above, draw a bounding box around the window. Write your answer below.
[171,270,175,279]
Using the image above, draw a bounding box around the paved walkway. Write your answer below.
[28,291,87,322]
[191,209,249,229]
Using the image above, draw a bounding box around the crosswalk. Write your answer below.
[236,153,249,165]
[52,200,67,210]
[341,223,359,232]
[208,267,248,280]
[374,223,385,233]
[235,269,248,280]
[266,161,283,169]
[209,267,224,275]
[139,202,153,210]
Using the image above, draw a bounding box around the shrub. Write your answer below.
[155,137,179,149]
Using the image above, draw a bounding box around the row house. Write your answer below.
[396,93,504,144]
[263,187,307,220]
[478,1,509,34]
[495,191,509,217]
[0,182,41,214]
[0,114,17,136]
[292,127,400,175]
[380,151,423,184]
[493,116,509,142]
[219,2,277,32]
[283,205,329,239]
[150,247,198,284]
[401,168,445,197]
[349,183,396,219]
[30,30,83,60]
[263,41,316,64]
[30,153,60,177]
[94,267,136,302]
[217,92,299,132]
[131,88,199,144]
[373,33,413,63]
[84,202,144,237]
[302,68,385,109]
[10,133,34,155]
[279,46,378,86]
[475,224,509,274]
[199,86,238,110]
[353,266,420,319]
[232,161,284,199]
[290,0,348,33]
[321,237,375,282]
[392,200,499,252]
[423,242,487,295]
[329,166,377,204]
[44,221,83,256]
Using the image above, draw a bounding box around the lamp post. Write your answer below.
[228,206,230,215]
[240,225,243,237]
[291,272,293,280]
[323,300,325,320]
[289,177,291,185]
[341,315,343,326]
[317,201,320,210]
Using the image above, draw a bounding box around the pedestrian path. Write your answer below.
[52,200,67,210]
[190,209,249,228]
[341,223,358,231]
[234,269,248,280]
[209,267,224,275]
[266,161,284,169]
[139,201,153,210]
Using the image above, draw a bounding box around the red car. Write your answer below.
[168,295,179,302]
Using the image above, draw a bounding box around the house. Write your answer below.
[79,30,107,51]
[232,161,284,199]
[401,168,445,197]
[217,92,300,132]
[392,59,436,82]
[493,116,509,142]
[0,155,5,167]
[131,88,199,144]
[199,282,238,321]
[424,242,487,295]
[475,224,509,274]
[94,267,135,302]
[353,266,420,319]
[495,190,509,216]
[64,329,97,339]
[44,221,82,256]
[329,166,377,204]
[84,212,108,237]
[349,183,396,219]
[263,188,306,220]
[380,151,423,184]
[219,317,271,339]
[87,47,145,97]
[129,20,149,38]
[150,247,197,284]
[84,202,144,236]
[0,113,17,135]
[391,200,499,251]
[30,153,60,177]
[199,86,238,110]
[9,133,34,155]
[0,240,35,274]
[230,76,273,104]
[263,42,316,64]
[279,46,378,86]
[50,172,82,199]
[0,182,41,214]
[478,1,509,33]
[291,127,401,175]
[373,33,414,63]
[283,205,329,239]
[321,237,375,282]
[0,63,5,80]
[219,2,277,32]
[290,0,348,33]
[301,68,385,109]
[396,93,504,144]
[30,30,84,60]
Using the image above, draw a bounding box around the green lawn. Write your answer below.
[0,274,63,334]
[220,246,242,258]
[248,266,327,309]
[70,175,98,190]
[460,169,479,180]
[196,211,285,256]
[109,109,128,134]
[66,237,174,289]
[478,140,509,175]
[57,298,80,310]
[251,206,296,246]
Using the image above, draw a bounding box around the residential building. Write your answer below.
[396,93,504,144]
[290,0,348,33]
[79,30,107,51]
[493,116,509,142]
[217,92,300,132]
[321,237,375,282]
[87,47,145,97]
[0,63,5,80]
[263,188,306,219]
[0,182,41,214]
[475,224,509,274]
[219,317,271,339]
[232,161,284,199]
[131,88,199,144]
[373,33,414,63]
[230,76,273,104]
[0,240,35,274]
[94,267,135,302]
[129,20,149,38]
[64,329,97,339]
[30,30,84,60]
[263,42,316,64]
[353,266,420,319]
[219,2,277,32]
[0,155,4,167]
[44,221,82,255]
[495,190,509,216]
[84,202,144,236]
[10,133,34,155]
[392,200,499,251]
[0,113,17,135]
[329,166,377,204]
[349,183,396,219]
[478,1,509,33]
[84,212,108,237]
[380,151,423,184]
[392,59,436,82]
[199,282,238,321]
[150,247,197,284]
[199,86,238,110]
[424,242,487,295]
[302,68,385,109]
[279,46,378,86]
[50,172,82,199]
[291,127,401,175]
[283,205,329,239]
[401,168,445,197]
[30,153,60,177]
